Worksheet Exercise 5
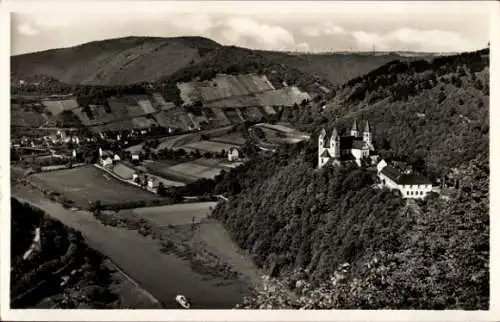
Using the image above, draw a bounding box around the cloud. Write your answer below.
[167,13,216,34]
[324,24,346,35]
[17,22,39,36]
[301,22,346,38]
[220,17,305,51]
[300,21,476,52]
[32,16,75,28]
[351,28,476,52]
[302,26,322,37]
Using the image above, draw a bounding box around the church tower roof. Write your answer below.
[331,128,338,138]
[351,120,359,132]
[364,120,371,132]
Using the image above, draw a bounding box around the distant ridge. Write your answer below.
[11,36,440,88]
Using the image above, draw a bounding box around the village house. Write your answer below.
[377,159,433,199]
[318,120,378,168]
[147,177,159,191]
[227,147,242,162]
[101,156,114,169]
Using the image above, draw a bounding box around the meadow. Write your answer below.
[31,166,158,207]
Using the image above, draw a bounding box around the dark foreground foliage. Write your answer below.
[10,198,120,308]
[235,154,488,309]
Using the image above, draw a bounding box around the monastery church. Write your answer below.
[318,120,377,168]
[318,120,433,199]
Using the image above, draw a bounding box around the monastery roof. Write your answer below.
[381,166,431,185]
[398,173,432,185]
[364,121,371,133]
[352,120,359,132]
[381,166,402,182]
[340,136,366,150]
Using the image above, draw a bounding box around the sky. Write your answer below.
[10,1,492,55]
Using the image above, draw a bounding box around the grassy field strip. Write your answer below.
[168,162,223,180]
[183,140,238,154]
[31,166,158,206]
[144,161,200,183]
[129,202,217,227]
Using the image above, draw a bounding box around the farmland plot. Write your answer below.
[178,74,275,104]
[255,123,310,144]
[31,166,158,207]
[41,98,79,116]
[256,123,295,133]
[223,108,244,124]
[168,162,225,180]
[192,158,243,171]
[123,202,217,227]
[11,110,50,127]
[208,108,231,126]
[133,95,156,114]
[210,132,247,146]
[143,160,199,183]
[256,86,311,107]
[183,140,237,154]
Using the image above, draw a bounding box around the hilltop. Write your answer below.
[11,36,221,86]
[11,36,433,92]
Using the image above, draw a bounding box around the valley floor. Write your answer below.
[12,182,261,309]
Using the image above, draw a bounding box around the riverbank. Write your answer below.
[12,182,260,308]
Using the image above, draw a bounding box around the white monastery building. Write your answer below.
[377,160,433,199]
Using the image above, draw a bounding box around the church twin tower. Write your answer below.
[318,120,374,169]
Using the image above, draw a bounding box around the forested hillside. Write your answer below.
[235,154,488,309]
[209,49,489,309]
[258,51,436,87]
[11,198,121,308]
[282,48,489,180]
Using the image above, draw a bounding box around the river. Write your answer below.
[11,187,253,309]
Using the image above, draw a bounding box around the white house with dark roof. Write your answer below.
[377,160,433,199]
[228,147,241,162]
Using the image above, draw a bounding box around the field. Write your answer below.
[253,123,310,144]
[210,132,247,145]
[144,157,235,183]
[41,98,79,116]
[201,87,310,109]
[177,74,275,104]
[191,157,244,171]
[168,162,224,180]
[182,140,239,154]
[123,202,217,227]
[30,165,159,207]
[11,109,51,128]
[143,160,198,183]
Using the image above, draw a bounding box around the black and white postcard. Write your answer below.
[1,1,498,321]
